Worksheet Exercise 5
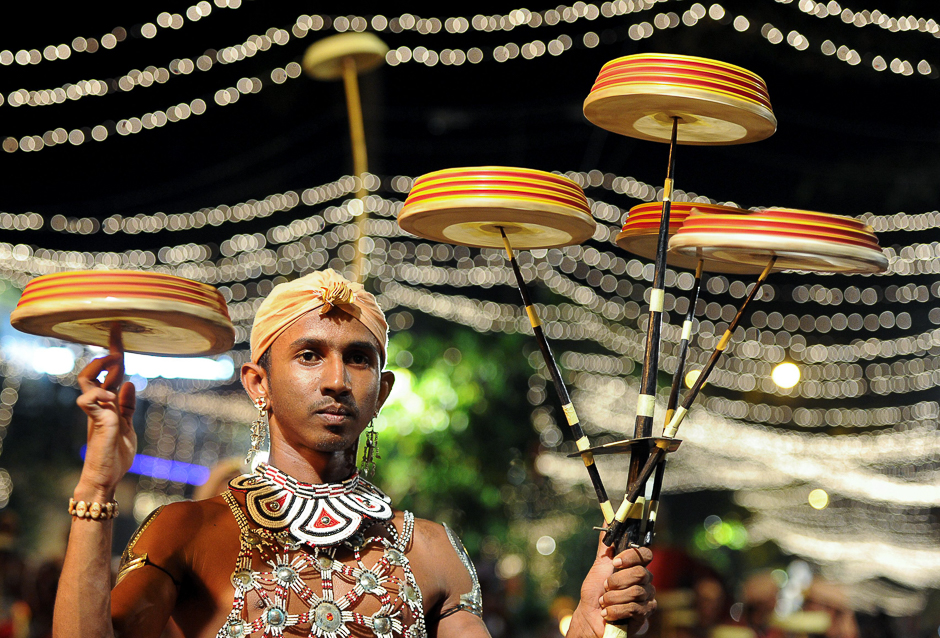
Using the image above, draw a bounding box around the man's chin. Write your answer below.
[310,430,358,453]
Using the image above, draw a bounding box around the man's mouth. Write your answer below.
[313,403,357,422]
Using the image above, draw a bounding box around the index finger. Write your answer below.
[102,323,125,391]
[613,546,652,569]
[76,353,123,392]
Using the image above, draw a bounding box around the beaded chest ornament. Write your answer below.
[218,465,426,638]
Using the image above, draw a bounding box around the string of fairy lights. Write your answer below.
[2,1,937,153]
[1,172,939,400]
[5,0,934,78]
[0,0,244,69]
[776,0,940,37]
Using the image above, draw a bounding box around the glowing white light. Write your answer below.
[536,535,556,555]
[32,346,76,375]
[808,488,829,509]
[123,353,235,380]
[772,362,800,388]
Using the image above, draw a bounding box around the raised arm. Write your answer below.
[52,346,141,638]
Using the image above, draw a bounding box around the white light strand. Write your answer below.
[1,28,295,112]
[748,516,940,588]
[0,199,934,390]
[0,0,243,70]
[0,1,669,111]
[3,4,935,147]
[776,0,940,38]
[537,387,940,500]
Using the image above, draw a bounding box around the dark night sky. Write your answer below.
[0,0,936,258]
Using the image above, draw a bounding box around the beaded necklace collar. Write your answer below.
[228,463,393,547]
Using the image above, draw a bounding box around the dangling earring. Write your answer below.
[248,395,269,468]
[361,417,380,478]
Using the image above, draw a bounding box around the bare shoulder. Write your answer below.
[142,496,229,542]
[119,495,232,582]
[403,514,476,607]
[410,515,455,553]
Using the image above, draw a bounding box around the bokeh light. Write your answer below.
[772,362,800,388]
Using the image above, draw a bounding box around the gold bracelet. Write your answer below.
[69,497,119,520]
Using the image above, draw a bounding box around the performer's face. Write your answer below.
[253,310,393,455]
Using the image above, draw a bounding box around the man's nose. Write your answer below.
[320,354,351,395]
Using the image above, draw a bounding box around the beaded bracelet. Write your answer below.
[69,497,119,520]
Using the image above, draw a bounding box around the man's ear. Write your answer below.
[241,361,269,404]
[376,370,396,411]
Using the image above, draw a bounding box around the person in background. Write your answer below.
[802,578,860,638]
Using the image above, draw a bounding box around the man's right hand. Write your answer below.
[75,350,137,499]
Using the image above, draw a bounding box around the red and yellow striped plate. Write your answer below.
[670,208,887,273]
[583,53,776,145]
[616,202,770,274]
[399,166,595,249]
[11,270,235,356]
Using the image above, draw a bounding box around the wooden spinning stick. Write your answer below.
[604,117,679,548]
[499,228,615,525]
[605,257,776,548]
[303,33,388,283]
[642,258,704,545]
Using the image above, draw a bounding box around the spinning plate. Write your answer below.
[399,166,595,249]
[302,33,388,80]
[583,54,776,145]
[670,208,887,274]
[616,202,775,274]
[11,271,235,356]
[567,436,682,458]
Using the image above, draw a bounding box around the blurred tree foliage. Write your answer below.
[374,316,602,634]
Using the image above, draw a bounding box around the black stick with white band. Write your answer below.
[642,259,704,545]
[499,228,615,526]
[605,256,776,549]
[605,116,679,548]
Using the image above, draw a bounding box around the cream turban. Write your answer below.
[249,269,388,364]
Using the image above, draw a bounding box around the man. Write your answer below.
[52,269,655,638]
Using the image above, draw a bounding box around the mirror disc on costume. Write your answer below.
[358,570,380,592]
[10,270,234,356]
[399,167,595,249]
[583,53,776,145]
[276,566,298,584]
[386,548,405,566]
[231,570,255,591]
[226,620,246,637]
[400,582,418,603]
[265,607,287,629]
[314,601,343,632]
[373,615,392,634]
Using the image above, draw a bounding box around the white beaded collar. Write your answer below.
[228,463,393,547]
